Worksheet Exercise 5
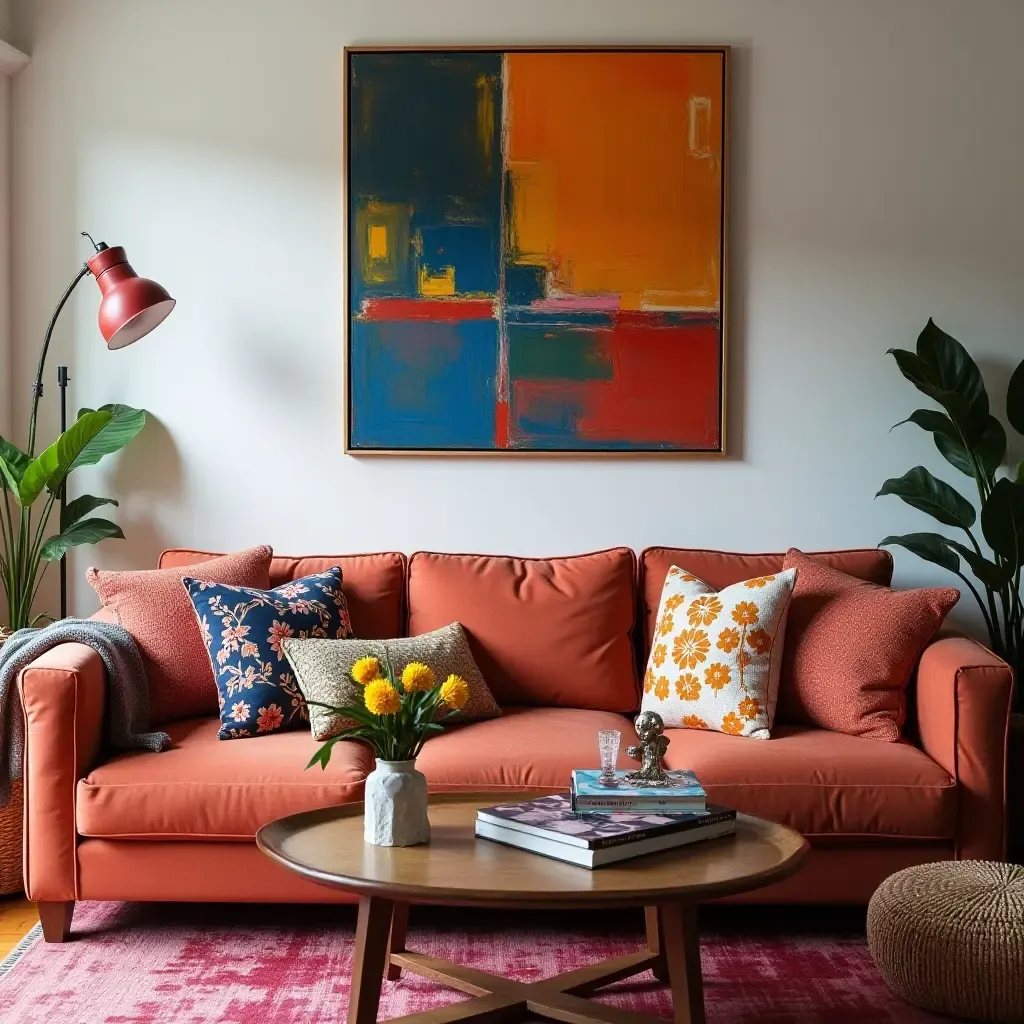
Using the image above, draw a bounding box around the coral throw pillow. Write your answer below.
[88,545,273,723]
[778,548,959,741]
[640,566,797,739]
[184,567,353,740]
[282,622,501,741]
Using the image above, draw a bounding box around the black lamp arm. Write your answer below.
[27,263,91,457]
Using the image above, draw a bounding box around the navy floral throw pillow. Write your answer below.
[183,567,353,740]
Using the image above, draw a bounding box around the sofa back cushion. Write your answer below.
[407,549,639,710]
[639,547,893,652]
[159,550,406,640]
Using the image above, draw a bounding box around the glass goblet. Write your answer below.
[597,729,621,786]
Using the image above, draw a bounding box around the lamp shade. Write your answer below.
[87,245,175,350]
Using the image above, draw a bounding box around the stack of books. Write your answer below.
[570,769,707,813]
[475,791,736,869]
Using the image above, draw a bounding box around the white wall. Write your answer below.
[8,0,1024,634]
[0,0,10,441]
[0,68,9,442]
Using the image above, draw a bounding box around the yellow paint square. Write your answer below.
[367,224,389,260]
[418,265,456,296]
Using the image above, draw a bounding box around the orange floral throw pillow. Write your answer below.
[640,566,798,739]
[778,548,959,741]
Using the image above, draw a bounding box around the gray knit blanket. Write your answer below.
[0,618,171,806]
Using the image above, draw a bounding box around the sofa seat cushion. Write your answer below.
[662,725,955,840]
[416,707,638,791]
[76,717,373,840]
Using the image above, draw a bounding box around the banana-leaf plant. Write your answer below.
[878,318,1024,707]
[0,404,146,630]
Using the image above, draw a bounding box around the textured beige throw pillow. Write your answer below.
[282,622,501,741]
[640,566,797,739]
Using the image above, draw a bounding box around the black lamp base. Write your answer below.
[58,365,69,620]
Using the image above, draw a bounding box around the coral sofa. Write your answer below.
[18,547,1014,942]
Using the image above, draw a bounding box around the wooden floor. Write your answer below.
[0,897,37,958]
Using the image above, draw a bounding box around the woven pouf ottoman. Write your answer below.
[868,861,1024,1022]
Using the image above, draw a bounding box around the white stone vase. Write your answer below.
[363,759,430,847]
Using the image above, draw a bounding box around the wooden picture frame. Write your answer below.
[344,45,730,456]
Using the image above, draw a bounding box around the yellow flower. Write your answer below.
[681,714,708,730]
[717,627,741,653]
[653,676,670,700]
[738,696,762,721]
[351,656,380,685]
[732,601,759,626]
[652,643,667,668]
[439,674,469,710]
[722,712,745,735]
[675,673,700,701]
[747,628,772,655]
[401,661,435,692]
[744,575,776,589]
[664,594,684,613]
[364,678,401,715]
[705,662,732,691]
[687,595,723,627]
[672,628,710,670]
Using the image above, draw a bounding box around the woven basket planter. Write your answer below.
[0,628,23,895]
[868,861,1024,1022]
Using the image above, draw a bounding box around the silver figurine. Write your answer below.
[624,711,672,786]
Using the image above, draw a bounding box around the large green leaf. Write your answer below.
[0,436,29,493]
[888,319,990,444]
[1008,358,1024,437]
[876,466,976,530]
[70,405,147,471]
[39,517,124,562]
[980,478,1024,567]
[945,540,1013,589]
[931,415,1007,479]
[13,410,112,507]
[61,494,118,532]
[893,408,1004,478]
[893,408,959,440]
[879,532,961,574]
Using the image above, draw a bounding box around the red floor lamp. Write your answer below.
[30,232,175,617]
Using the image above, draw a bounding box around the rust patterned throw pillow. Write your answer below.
[87,545,273,724]
[778,548,959,741]
[640,566,798,738]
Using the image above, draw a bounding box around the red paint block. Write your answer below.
[358,298,498,322]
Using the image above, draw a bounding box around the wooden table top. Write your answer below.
[256,794,808,908]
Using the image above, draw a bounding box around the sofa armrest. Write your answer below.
[18,642,108,901]
[916,636,1014,861]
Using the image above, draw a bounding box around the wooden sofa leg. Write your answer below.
[37,901,74,943]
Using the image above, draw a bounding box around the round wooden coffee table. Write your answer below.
[257,794,807,1024]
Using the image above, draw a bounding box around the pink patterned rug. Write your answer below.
[0,903,951,1024]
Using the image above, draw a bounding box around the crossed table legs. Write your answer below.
[347,898,706,1024]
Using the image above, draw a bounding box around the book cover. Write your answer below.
[474,814,736,868]
[571,769,705,801]
[476,793,733,851]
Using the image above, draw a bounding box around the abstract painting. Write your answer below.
[346,47,728,454]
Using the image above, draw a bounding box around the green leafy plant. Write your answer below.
[0,403,146,630]
[306,656,469,770]
[878,318,1024,703]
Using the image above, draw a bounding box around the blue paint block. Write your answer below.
[349,319,498,450]
[504,264,546,306]
[419,224,499,295]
